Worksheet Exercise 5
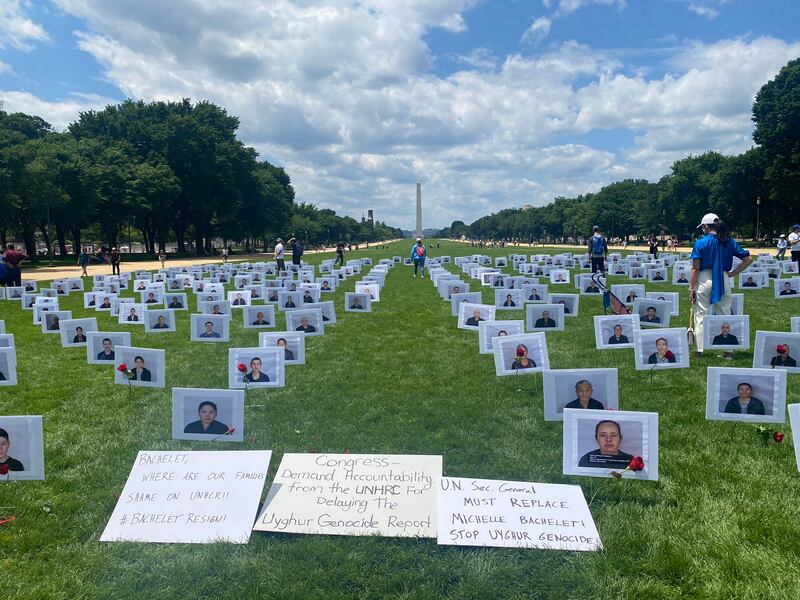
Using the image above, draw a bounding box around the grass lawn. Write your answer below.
[1,240,799,600]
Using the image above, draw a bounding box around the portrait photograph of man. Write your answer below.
[703,315,750,351]
[286,309,324,336]
[243,305,277,329]
[633,298,671,328]
[144,310,176,333]
[706,367,786,424]
[0,416,45,480]
[547,294,579,317]
[753,332,800,373]
[543,368,619,420]
[478,320,524,354]
[59,318,98,348]
[87,331,132,365]
[345,292,372,312]
[526,304,565,332]
[259,332,305,365]
[190,314,231,342]
[228,347,285,389]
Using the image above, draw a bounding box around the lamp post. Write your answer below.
[756,196,761,246]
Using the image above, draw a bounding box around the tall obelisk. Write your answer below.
[415,182,422,238]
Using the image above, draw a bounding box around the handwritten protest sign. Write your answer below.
[437,477,602,551]
[101,450,272,544]
[253,453,441,537]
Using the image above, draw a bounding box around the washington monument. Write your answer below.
[415,182,422,238]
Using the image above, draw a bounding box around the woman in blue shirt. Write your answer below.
[689,213,752,355]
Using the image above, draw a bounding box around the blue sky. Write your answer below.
[1,0,799,229]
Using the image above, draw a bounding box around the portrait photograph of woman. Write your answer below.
[634,328,690,370]
[0,416,45,480]
[114,346,166,388]
[492,333,549,376]
[543,369,619,421]
[172,388,244,442]
[706,367,786,424]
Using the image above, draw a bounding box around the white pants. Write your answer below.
[693,270,732,352]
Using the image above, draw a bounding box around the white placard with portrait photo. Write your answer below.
[228,290,252,308]
[451,292,483,316]
[228,347,285,389]
[543,369,619,421]
[172,388,244,442]
[457,302,496,331]
[611,284,645,305]
[41,310,71,334]
[277,291,303,311]
[525,303,565,332]
[753,331,800,373]
[199,299,231,316]
[494,288,523,311]
[144,309,177,333]
[0,416,44,480]
[645,291,679,317]
[242,305,276,329]
[492,333,549,376]
[705,367,786,424]
[304,301,336,324]
[442,280,468,300]
[355,282,380,302]
[94,293,118,312]
[344,292,372,312]
[164,293,188,310]
[549,269,570,285]
[792,317,800,334]
[59,317,98,348]
[0,347,18,386]
[563,409,658,480]
[140,288,164,306]
[285,308,324,336]
[702,315,750,351]
[478,320,525,354]
[632,298,671,328]
[114,346,166,388]
[672,266,691,285]
[739,272,768,289]
[0,334,13,349]
[118,302,146,325]
[775,277,800,299]
[259,332,305,365]
[190,314,231,342]
[87,331,132,365]
[633,328,689,370]
[522,284,548,303]
[647,267,667,283]
[547,293,578,317]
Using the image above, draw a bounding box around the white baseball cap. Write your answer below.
[697,213,719,228]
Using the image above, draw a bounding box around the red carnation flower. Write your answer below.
[773,431,785,443]
[628,456,645,471]
[777,345,788,354]
[516,347,526,357]
[664,351,675,360]
[116,363,128,373]
[227,426,236,435]
[0,464,9,475]
[237,363,248,373]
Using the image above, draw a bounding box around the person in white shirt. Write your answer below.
[777,234,787,260]
[789,225,800,268]
[274,238,286,272]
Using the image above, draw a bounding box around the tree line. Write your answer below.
[437,58,800,244]
[0,99,402,261]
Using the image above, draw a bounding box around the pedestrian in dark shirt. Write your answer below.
[2,244,28,287]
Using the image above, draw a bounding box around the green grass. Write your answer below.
[2,240,800,600]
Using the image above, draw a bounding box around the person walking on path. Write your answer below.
[274,238,286,272]
[335,242,345,267]
[411,237,426,277]
[2,244,28,287]
[689,213,752,357]
[158,249,166,268]
[221,247,228,264]
[587,225,607,274]
[77,247,90,277]
[789,225,800,267]
[290,238,303,267]
[109,247,121,275]
[648,234,659,259]
[777,234,787,260]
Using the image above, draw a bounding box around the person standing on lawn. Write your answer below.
[411,237,426,277]
[2,244,28,287]
[587,225,607,274]
[274,238,286,272]
[77,247,90,277]
[109,247,121,275]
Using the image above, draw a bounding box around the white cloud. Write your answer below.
[547,0,627,17]
[0,91,116,130]
[10,2,799,228]
[0,0,49,50]
[521,17,551,44]
[688,3,719,19]
[0,60,13,75]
